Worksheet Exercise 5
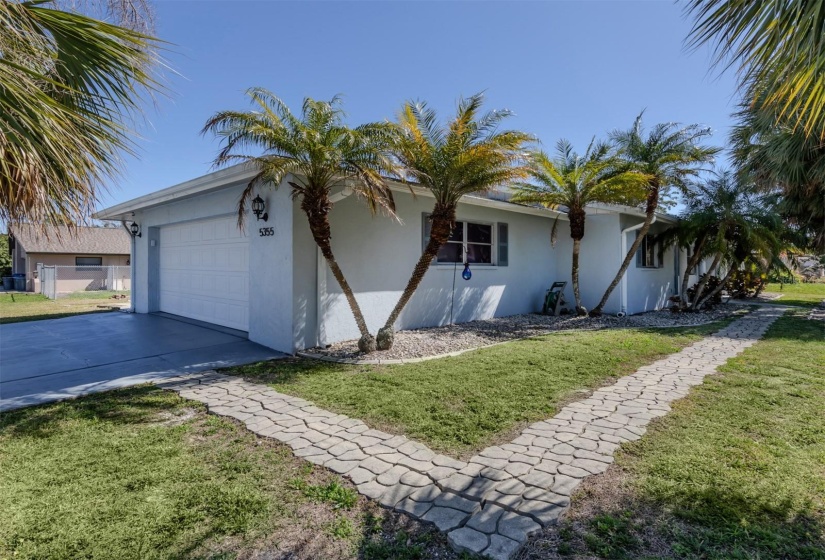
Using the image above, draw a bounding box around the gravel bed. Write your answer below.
[307,307,742,362]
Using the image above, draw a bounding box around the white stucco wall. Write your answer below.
[129,180,294,353]
[552,213,622,315]
[621,218,679,314]
[293,189,562,348]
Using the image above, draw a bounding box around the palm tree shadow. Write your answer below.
[0,384,191,439]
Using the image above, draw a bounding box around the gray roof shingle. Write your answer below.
[10,224,130,255]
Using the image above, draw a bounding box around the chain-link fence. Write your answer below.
[39,265,130,302]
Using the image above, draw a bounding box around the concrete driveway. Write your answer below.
[0,312,283,411]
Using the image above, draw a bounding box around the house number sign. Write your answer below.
[259,227,275,237]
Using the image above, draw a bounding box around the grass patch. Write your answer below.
[528,311,825,559]
[290,478,359,510]
[226,320,732,457]
[0,387,457,560]
[0,291,124,324]
[762,282,825,308]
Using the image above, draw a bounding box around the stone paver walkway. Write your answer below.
[155,306,784,559]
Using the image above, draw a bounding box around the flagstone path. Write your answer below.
[155,306,785,559]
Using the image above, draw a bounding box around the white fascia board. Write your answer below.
[586,202,678,224]
[387,183,568,221]
[94,163,567,222]
[94,163,257,220]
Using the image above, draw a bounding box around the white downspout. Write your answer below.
[315,186,354,347]
[120,219,136,313]
[619,215,656,316]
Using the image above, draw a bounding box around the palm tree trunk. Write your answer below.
[568,207,586,315]
[753,277,766,297]
[690,251,723,309]
[376,202,456,350]
[590,186,659,316]
[572,238,584,315]
[696,260,737,309]
[301,193,376,353]
[680,235,707,308]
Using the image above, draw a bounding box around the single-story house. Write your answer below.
[7,224,131,292]
[94,164,705,354]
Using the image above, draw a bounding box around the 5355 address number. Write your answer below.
[259,227,274,237]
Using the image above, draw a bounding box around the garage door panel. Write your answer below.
[159,216,249,331]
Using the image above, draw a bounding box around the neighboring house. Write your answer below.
[7,224,131,292]
[94,164,703,354]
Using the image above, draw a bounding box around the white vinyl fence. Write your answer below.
[39,265,131,301]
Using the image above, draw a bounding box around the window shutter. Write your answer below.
[635,232,642,267]
[422,213,431,253]
[497,223,509,266]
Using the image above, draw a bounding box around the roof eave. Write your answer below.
[94,164,569,222]
[94,163,257,220]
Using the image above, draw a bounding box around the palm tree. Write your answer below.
[589,114,719,316]
[0,0,160,228]
[730,101,825,251]
[203,89,398,353]
[512,139,648,315]
[374,93,535,350]
[685,0,825,138]
[670,170,786,310]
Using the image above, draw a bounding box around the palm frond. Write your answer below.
[0,0,163,228]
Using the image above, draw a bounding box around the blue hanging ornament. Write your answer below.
[462,262,472,281]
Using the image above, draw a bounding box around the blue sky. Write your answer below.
[107,0,740,208]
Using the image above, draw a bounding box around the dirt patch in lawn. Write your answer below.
[516,462,683,560]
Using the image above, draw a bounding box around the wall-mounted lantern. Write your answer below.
[251,195,268,222]
[129,222,142,238]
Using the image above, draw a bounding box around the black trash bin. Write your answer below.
[2,277,13,290]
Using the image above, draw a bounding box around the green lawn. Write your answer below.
[763,282,825,308]
[0,291,126,324]
[226,319,734,458]
[0,387,456,560]
[531,311,825,560]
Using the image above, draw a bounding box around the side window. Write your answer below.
[636,234,657,268]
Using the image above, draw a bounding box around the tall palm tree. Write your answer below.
[685,0,825,137]
[730,100,825,251]
[512,139,648,315]
[374,93,534,350]
[203,89,398,353]
[589,114,719,316]
[0,0,160,228]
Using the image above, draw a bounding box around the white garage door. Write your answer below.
[159,216,249,331]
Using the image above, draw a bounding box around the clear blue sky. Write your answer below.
[106,0,740,208]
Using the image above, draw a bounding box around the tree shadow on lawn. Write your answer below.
[0,384,197,439]
[520,465,825,560]
[227,355,355,386]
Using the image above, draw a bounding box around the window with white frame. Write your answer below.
[423,215,506,265]
[636,234,658,268]
[75,256,102,271]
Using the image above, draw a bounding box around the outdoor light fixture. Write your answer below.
[129,222,142,238]
[251,195,268,222]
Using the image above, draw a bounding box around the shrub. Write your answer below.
[686,274,724,307]
[727,268,766,299]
